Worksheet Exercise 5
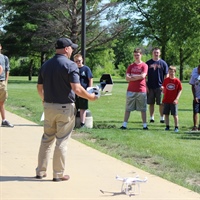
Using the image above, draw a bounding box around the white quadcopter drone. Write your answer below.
[87,74,113,97]
[86,85,101,98]
[116,175,147,196]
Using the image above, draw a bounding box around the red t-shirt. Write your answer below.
[126,62,148,92]
[162,77,182,103]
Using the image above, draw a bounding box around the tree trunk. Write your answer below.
[161,45,166,61]
[41,52,46,66]
[179,48,183,81]
[28,59,34,81]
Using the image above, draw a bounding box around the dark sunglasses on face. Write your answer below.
[75,60,82,63]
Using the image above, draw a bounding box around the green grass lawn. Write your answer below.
[5,76,200,193]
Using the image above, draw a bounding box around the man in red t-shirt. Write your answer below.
[120,48,148,130]
[161,66,182,132]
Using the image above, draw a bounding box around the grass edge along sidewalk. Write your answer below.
[5,76,200,194]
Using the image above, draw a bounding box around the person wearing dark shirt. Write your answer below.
[74,54,93,127]
[36,38,98,182]
[146,47,168,123]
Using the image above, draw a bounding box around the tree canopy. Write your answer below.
[0,0,200,80]
[117,0,200,79]
[0,0,128,59]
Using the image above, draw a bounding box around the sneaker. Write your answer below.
[191,126,198,131]
[165,127,170,131]
[1,120,14,128]
[174,128,179,133]
[143,126,148,130]
[120,126,127,130]
[160,120,165,123]
[150,119,154,123]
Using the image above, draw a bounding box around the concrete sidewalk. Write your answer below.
[0,111,199,200]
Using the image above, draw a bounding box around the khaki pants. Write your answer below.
[0,81,7,102]
[36,102,76,178]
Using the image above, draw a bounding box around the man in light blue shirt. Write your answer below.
[189,65,200,131]
[0,43,14,127]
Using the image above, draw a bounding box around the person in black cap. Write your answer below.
[36,38,98,182]
[55,38,78,50]
[0,43,14,128]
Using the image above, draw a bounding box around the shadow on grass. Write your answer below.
[92,120,165,130]
[94,120,142,124]
[94,124,117,129]
[179,109,192,111]
[9,80,37,84]
[176,132,200,140]
[93,120,147,129]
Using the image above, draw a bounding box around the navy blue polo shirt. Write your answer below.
[38,54,80,104]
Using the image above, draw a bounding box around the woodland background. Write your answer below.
[0,0,200,79]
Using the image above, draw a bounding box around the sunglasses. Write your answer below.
[75,60,82,63]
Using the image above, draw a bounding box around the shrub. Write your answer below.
[9,57,40,76]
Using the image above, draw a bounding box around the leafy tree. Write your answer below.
[112,20,139,70]
[118,0,176,61]
[167,0,200,80]
[117,0,200,80]
[0,0,129,66]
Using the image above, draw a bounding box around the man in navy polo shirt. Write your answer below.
[36,38,98,182]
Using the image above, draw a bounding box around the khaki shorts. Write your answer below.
[0,81,8,102]
[126,91,147,112]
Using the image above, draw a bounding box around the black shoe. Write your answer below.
[1,120,14,128]
[120,126,127,130]
[165,127,170,131]
[80,122,85,127]
[160,120,165,123]
[35,174,47,179]
[150,119,154,123]
[143,126,148,130]
[80,123,86,128]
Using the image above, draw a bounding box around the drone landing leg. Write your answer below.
[121,182,125,193]
[134,183,140,194]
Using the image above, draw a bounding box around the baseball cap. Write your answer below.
[55,38,78,49]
